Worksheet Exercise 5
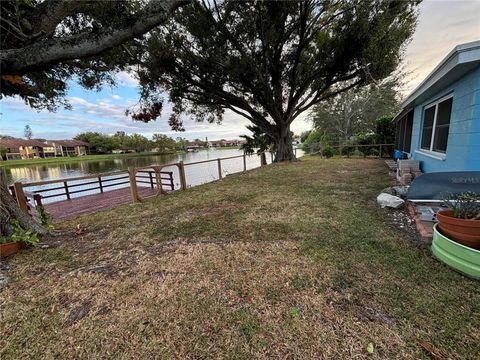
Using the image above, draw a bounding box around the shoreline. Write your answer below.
[0,147,247,168]
[0,151,186,168]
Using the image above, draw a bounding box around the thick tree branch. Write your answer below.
[1,0,189,74]
[26,0,101,38]
[292,79,363,120]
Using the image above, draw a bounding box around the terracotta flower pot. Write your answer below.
[0,242,22,258]
[436,210,480,249]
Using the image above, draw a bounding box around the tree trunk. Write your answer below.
[273,124,295,162]
[0,170,49,237]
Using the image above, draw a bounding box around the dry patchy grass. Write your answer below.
[1,157,479,359]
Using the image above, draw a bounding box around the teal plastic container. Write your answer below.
[432,224,480,279]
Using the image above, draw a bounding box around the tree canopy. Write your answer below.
[73,131,182,153]
[23,125,33,139]
[0,0,187,111]
[135,0,420,161]
[311,77,401,140]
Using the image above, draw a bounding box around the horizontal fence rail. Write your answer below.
[10,149,301,220]
[306,143,394,158]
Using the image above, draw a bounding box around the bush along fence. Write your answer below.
[305,142,395,159]
[10,150,295,221]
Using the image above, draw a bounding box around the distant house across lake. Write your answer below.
[0,139,89,160]
[45,140,89,157]
[184,139,247,151]
[394,40,480,173]
[208,139,247,148]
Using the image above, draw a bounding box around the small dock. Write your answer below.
[43,187,158,221]
[11,165,182,222]
[9,152,297,222]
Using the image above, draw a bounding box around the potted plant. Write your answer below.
[0,220,39,258]
[437,192,480,249]
[0,237,23,257]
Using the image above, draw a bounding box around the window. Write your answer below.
[421,96,453,153]
[395,110,413,153]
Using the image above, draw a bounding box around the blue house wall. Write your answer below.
[409,66,480,173]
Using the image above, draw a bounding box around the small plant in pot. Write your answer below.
[437,192,480,249]
[0,219,40,257]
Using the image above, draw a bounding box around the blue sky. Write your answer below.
[1,0,479,141]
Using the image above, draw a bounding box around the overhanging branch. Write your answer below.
[1,0,189,74]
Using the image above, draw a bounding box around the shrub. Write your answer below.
[368,147,379,157]
[375,115,395,144]
[341,146,354,157]
[340,139,356,157]
[309,142,322,155]
[353,149,364,157]
[356,133,377,145]
[0,146,7,160]
[322,147,334,158]
[300,130,311,143]
[302,129,336,153]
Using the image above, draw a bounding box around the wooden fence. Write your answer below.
[313,143,395,158]
[10,150,289,218]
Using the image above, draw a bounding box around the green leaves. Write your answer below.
[9,219,39,246]
[139,0,419,150]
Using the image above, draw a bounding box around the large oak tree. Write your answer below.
[1,0,187,110]
[135,0,420,161]
[0,0,187,237]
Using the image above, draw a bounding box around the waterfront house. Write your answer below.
[0,139,54,159]
[45,140,90,157]
[208,139,245,148]
[393,40,480,173]
[186,140,206,151]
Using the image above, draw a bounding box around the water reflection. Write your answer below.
[5,149,303,185]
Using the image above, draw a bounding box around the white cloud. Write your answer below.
[115,71,139,88]
[401,0,480,96]
[2,1,479,140]
[68,96,133,120]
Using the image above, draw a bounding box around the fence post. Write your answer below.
[154,166,166,195]
[98,176,103,193]
[128,166,140,203]
[260,152,267,166]
[217,158,222,179]
[379,144,383,158]
[294,148,297,157]
[63,181,70,200]
[33,193,43,207]
[169,171,174,190]
[13,182,29,214]
[178,161,187,190]
[243,154,247,172]
[149,171,154,189]
[339,146,343,157]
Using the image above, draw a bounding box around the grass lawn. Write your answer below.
[1,157,479,359]
[0,151,183,168]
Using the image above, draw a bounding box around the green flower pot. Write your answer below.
[432,224,480,279]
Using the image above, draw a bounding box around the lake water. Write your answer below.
[5,148,304,189]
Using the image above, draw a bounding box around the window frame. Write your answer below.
[395,110,413,153]
[420,94,453,155]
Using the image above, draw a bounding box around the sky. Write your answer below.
[1,0,480,141]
